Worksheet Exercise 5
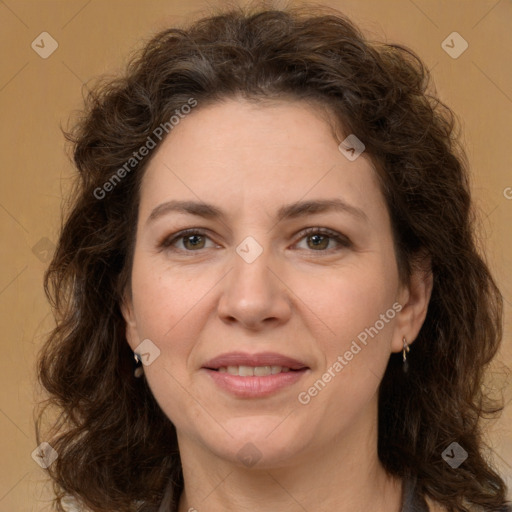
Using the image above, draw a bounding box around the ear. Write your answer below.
[391,251,433,353]
[120,289,140,352]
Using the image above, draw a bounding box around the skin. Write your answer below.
[122,97,434,512]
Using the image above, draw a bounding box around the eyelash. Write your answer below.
[158,227,352,254]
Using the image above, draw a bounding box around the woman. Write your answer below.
[35,4,511,512]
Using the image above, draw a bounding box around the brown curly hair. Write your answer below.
[35,4,510,512]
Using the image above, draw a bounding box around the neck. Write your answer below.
[176,399,403,512]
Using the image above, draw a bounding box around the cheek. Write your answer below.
[294,256,398,400]
[130,256,208,341]
[296,258,398,344]
[130,243,398,362]
[129,260,210,426]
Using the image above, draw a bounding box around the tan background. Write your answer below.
[0,0,511,510]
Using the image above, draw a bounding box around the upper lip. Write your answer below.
[202,352,309,370]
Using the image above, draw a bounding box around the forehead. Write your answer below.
[139,98,387,225]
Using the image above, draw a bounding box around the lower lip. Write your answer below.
[202,368,309,398]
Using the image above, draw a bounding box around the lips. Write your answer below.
[202,351,309,371]
[201,352,310,398]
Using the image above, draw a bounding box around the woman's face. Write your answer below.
[122,98,428,468]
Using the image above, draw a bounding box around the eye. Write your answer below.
[159,229,217,252]
[158,227,351,254]
[294,227,351,252]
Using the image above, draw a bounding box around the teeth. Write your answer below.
[253,365,271,376]
[217,365,292,376]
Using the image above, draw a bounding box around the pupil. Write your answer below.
[187,235,202,248]
[309,234,327,249]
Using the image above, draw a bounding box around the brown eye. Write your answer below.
[306,233,329,250]
[159,229,216,252]
[181,233,206,250]
[159,227,351,254]
[295,228,351,252]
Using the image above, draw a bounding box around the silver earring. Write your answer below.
[402,337,410,373]
[134,353,143,378]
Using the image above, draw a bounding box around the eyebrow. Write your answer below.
[146,198,368,226]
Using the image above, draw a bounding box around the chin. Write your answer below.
[200,415,314,469]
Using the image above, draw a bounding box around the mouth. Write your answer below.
[201,352,310,398]
[210,365,302,376]
[202,351,309,371]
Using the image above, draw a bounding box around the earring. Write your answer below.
[134,353,143,378]
[402,337,410,373]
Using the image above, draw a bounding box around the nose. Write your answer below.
[216,239,292,331]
